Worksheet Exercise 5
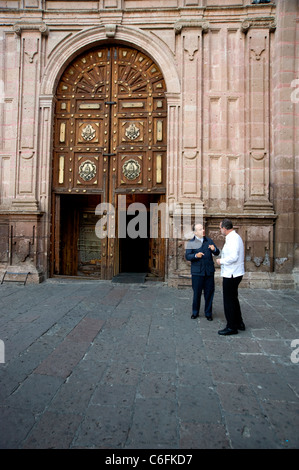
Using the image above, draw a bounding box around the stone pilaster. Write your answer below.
[165,92,181,207]
[0,22,49,282]
[12,22,48,211]
[272,0,297,276]
[242,17,276,213]
[174,20,208,204]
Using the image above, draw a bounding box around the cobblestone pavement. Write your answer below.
[0,279,298,449]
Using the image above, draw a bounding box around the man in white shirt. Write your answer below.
[216,219,245,335]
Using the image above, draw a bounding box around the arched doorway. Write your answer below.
[51,45,167,280]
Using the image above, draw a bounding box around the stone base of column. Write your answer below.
[167,271,296,290]
[0,267,45,285]
[0,210,46,285]
[11,200,39,211]
[292,268,299,290]
[243,200,274,214]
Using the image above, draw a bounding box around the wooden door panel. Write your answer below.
[153,117,167,145]
[117,99,147,112]
[56,100,71,113]
[153,97,167,112]
[52,194,60,275]
[60,201,79,276]
[153,151,166,186]
[148,194,166,278]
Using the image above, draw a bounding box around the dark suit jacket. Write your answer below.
[185,236,220,276]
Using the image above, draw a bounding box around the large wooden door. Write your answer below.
[52,45,167,279]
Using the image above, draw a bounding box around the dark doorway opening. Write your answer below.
[117,193,165,280]
[119,213,149,273]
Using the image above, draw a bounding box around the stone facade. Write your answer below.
[0,0,298,288]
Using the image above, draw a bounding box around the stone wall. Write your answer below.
[0,0,298,288]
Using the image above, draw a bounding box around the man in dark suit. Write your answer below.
[185,223,220,321]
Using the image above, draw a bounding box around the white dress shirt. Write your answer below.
[219,230,245,278]
[194,236,203,257]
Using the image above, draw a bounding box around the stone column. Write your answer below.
[38,96,55,276]
[272,0,298,280]
[165,92,181,208]
[12,22,48,211]
[174,20,208,205]
[165,91,181,285]
[0,23,49,282]
[241,17,276,213]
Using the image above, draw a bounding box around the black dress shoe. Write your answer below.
[206,316,213,321]
[191,314,199,319]
[238,322,246,331]
[218,327,238,336]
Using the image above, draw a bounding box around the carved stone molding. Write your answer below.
[251,151,266,161]
[241,17,276,34]
[183,33,200,62]
[105,24,117,38]
[174,20,209,35]
[21,151,34,160]
[183,150,198,160]
[41,25,180,95]
[13,22,49,36]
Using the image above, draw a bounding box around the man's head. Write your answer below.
[219,218,233,236]
[193,223,205,238]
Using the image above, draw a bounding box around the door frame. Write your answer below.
[41,28,181,281]
[50,43,168,280]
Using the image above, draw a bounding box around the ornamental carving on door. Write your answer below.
[79,160,97,181]
[122,159,141,180]
[81,124,97,142]
[53,45,167,195]
[125,123,140,140]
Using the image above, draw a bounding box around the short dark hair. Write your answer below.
[221,218,233,230]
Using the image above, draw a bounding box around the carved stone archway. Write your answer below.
[38,25,181,279]
[41,25,180,96]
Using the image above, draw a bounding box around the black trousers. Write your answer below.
[192,275,215,317]
[222,276,243,330]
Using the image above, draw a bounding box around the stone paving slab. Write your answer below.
[0,279,298,450]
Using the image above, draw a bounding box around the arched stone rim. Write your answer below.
[41,24,180,96]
